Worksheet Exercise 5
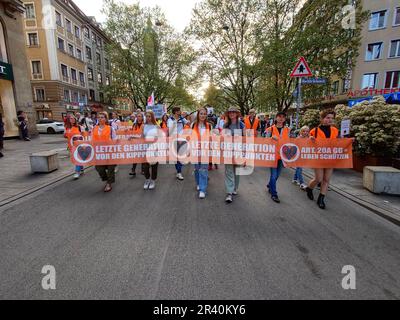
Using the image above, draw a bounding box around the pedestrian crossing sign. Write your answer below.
[290,57,313,78]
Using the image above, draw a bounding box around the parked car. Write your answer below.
[36,119,65,134]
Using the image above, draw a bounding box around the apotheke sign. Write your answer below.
[0,61,14,81]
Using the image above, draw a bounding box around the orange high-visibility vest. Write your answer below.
[266,125,290,139]
[92,125,112,142]
[244,116,259,134]
[132,123,144,137]
[192,122,211,139]
[65,126,82,149]
[310,126,339,140]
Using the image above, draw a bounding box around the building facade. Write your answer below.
[22,0,114,121]
[0,0,36,138]
[305,0,400,108]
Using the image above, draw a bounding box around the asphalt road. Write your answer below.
[1,165,400,300]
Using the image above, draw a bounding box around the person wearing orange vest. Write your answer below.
[191,106,212,199]
[244,109,260,137]
[93,112,117,192]
[265,112,291,203]
[129,112,145,177]
[306,109,340,209]
[64,115,85,180]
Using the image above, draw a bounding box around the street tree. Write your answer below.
[257,0,368,112]
[102,0,198,110]
[187,0,266,115]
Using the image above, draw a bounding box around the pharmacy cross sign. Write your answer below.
[290,57,313,78]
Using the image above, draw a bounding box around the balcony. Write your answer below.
[62,76,69,82]
[32,73,43,80]
[80,81,86,87]
[71,79,78,85]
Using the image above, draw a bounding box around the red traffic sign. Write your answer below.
[290,56,313,78]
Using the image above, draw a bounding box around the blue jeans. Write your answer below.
[267,160,284,197]
[75,165,83,173]
[293,168,304,184]
[175,162,183,174]
[225,165,240,194]
[195,164,209,193]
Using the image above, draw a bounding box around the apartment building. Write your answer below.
[82,16,113,114]
[306,0,400,108]
[0,0,36,138]
[22,0,114,121]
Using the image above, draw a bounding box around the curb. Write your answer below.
[300,170,400,226]
[0,166,94,208]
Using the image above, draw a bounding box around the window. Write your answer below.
[28,33,38,46]
[56,11,62,26]
[97,72,103,84]
[79,72,85,86]
[389,40,400,58]
[72,92,79,103]
[71,68,77,85]
[96,52,101,65]
[361,73,378,89]
[88,68,94,81]
[385,71,400,88]
[74,26,80,38]
[64,89,70,102]
[58,37,65,51]
[369,10,387,30]
[61,64,69,81]
[105,58,110,70]
[86,46,92,60]
[65,19,72,33]
[91,33,96,42]
[35,88,45,102]
[394,7,400,26]
[332,80,339,95]
[68,43,74,56]
[25,3,35,19]
[366,42,383,61]
[89,89,95,101]
[76,48,82,60]
[106,75,110,86]
[84,27,90,38]
[31,60,41,74]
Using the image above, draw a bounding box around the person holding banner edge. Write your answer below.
[306,110,340,209]
[265,112,292,204]
[93,112,117,193]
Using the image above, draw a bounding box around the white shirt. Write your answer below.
[168,116,188,136]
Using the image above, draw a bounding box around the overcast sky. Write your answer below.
[73,0,200,32]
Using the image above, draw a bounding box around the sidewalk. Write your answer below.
[301,168,400,225]
[0,135,76,206]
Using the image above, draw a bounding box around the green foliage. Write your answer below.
[102,0,198,110]
[335,97,400,157]
[300,109,320,129]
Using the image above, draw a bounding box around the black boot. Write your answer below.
[317,194,326,210]
[306,187,314,201]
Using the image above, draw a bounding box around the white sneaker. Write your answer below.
[144,180,151,190]
[149,180,156,190]
[73,172,80,180]
[233,190,238,196]
[197,185,200,191]
[199,191,206,199]
[300,183,308,190]
[177,173,184,181]
[225,194,233,203]
[292,180,298,185]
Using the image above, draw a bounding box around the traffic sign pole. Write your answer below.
[296,77,302,130]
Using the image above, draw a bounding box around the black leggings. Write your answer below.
[143,163,158,180]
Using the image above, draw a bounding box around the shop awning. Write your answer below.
[349,92,400,107]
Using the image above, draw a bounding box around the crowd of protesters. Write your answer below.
[61,105,343,210]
